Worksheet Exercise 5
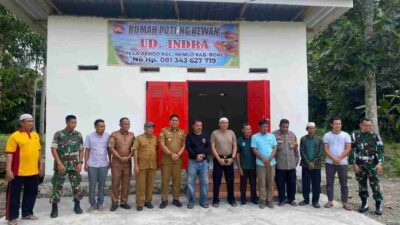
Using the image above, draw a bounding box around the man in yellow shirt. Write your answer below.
[5,114,43,225]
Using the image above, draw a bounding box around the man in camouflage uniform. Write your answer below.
[350,117,384,215]
[50,115,84,218]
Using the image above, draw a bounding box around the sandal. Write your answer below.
[343,203,352,211]
[22,215,38,220]
[324,202,334,208]
[7,220,18,225]
[289,201,298,206]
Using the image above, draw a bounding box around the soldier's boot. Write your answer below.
[73,199,83,214]
[358,197,369,213]
[50,203,58,218]
[375,201,383,215]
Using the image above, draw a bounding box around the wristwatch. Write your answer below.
[78,161,84,164]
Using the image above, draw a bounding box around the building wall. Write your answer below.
[45,16,308,174]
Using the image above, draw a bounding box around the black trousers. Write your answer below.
[6,175,39,221]
[240,169,257,202]
[301,167,321,204]
[213,158,235,203]
[275,169,296,203]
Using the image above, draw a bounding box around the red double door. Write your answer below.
[146,80,271,169]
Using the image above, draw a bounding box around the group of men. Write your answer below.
[4,113,384,225]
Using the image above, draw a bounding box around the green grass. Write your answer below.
[0,134,9,152]
[382,140,400,177]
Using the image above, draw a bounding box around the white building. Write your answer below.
[1,0,353,174]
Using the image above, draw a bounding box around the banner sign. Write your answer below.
[108,21,239,67]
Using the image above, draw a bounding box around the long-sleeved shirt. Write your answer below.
[299,134,324,169]
[185,132,210,160]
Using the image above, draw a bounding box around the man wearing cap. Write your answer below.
[299,122,323,208]
[50,115,84,218]
[133,121,158,211]
[108,117,135,211]
[251,119,277,209]
[273,119,299,206]
[5,114,43,225]
[84,119,110,212]
[210,117,238,207]
[159,114,186,208]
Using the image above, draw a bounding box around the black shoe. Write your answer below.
[278,202,285,206]
[74,199,83,214]
[159,200,168,209]
[359,198,369,213]
[240,200,246,205]
[120,203,131,209]
[251,199,259,205]
[110,204,118,211]
[50,203,58,218]
[375,201,383,215]
[172,200,183,207]
[144,202,154,209]
[299,201,309,206]
[136,206,143,211]
[313,203,321,208]
[187,204,194,209]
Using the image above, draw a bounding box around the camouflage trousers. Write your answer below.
[355,163,383,201]
[50,170,82,203]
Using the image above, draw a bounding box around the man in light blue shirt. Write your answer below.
[84,119,110,212]
[251,119,277,209]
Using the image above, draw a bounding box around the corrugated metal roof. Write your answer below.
[50,0,304,21]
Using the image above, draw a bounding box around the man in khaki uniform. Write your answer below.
[133,121,158,211]
[108,117,135,211]
[159,114,186,208]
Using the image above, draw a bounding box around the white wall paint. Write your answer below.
[45,16,309,174]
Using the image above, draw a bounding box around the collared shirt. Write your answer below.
[251,132,277,167]
[300,134,323,169]
[159,127,185,165]
[133,134,158,169]
[85,132,110,168]
[6,130,41,176]
[273,130,299,170]
[323,131,351,165]
[185,132,210,160]
[51,129,84,171]
[237,136,256,169]
[210,129,237,156]
[108,130,135,166]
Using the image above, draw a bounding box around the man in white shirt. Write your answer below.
[323,117,352,210]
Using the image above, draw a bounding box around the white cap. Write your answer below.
[306,122,316,128]
[19,114,33,121]
[219,117,229,123]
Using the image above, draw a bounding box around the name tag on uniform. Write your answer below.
[202,138,206,143]
[168,138,172,142]
[277,140,283,143]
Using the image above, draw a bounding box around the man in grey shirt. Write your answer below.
[273,119,299,206]
[84,119,111,212]
[210,117,237,207]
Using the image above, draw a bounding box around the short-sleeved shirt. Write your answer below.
[133,134,158,169]
[323,131,351,165]
[5,130,41,176]
[273,130,299,170]
[108,130,135,166]
[237,136,256,170]
[251,132,277,167]
[51,129,84,171]
[210,129,237,156]
[85,132,110,168]
[159,127,185,165]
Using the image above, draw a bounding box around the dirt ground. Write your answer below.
[0,176,399,224]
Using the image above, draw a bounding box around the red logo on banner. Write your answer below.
[113,24,124,33]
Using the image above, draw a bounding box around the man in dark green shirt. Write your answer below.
[299,122,323,208]
[236,123,258,205]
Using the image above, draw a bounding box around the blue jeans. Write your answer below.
[187,159,209,205]
[88,166,108,208]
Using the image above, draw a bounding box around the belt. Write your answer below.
[218,154,232,159]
